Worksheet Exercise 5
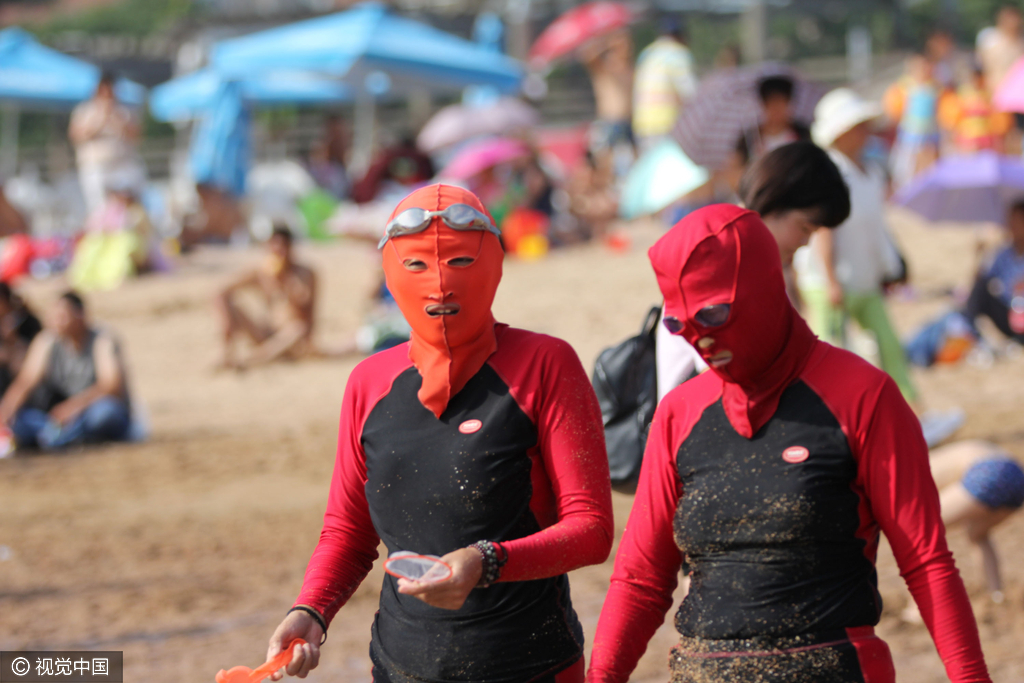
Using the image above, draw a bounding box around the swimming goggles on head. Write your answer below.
[378,203,501,249]
[663,304,732,334]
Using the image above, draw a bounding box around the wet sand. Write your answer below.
[1,210,1023,682]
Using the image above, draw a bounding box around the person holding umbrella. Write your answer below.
[587,203,990,683]
[265,184,613,683]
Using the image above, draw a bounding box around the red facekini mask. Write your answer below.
[381,184,504,418]
[648,204,817,438]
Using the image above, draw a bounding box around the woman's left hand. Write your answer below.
[396,547,483,610]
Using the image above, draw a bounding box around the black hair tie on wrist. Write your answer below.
[472,540,508,588]
[288,605,328,645]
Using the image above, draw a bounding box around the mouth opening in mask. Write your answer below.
[425,303,461,317]
[708,350,734,368]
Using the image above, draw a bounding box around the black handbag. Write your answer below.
[591,306,660,493]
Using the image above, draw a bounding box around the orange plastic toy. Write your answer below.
[215,639,306,683]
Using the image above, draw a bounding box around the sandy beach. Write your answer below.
[1,210,1023,682]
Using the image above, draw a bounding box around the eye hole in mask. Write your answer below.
[402,259,428,272]
[663,304,731,335]
[447,257,475,267]
[694,303,731,328]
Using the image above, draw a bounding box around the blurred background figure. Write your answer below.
[885,54,941,188]
[632,17,696,153]
[181,183,247,248]
[930,440,1024,603]
[0,180,27,237]
[68,177,158,292]
[307,114,351,200]
[350,134,434,204]
[215,226,317,370]
[736,76,810,164]
[568,150,618,240]
[963,199,1024,346]
[978,5,1024,102]
[938,63,1013,153]
[739,141,850,304]
[804,88,918,405]
[0,283,41,398]
[581,29,635,180]
[67,71,144,214]
[0,291,131,451]
[927,27,969,93]
[979,4,1024,152]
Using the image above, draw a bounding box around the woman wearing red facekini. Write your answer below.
[587,204,990,683]
[265,184,613,683]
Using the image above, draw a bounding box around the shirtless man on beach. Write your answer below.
[215,226,317,370]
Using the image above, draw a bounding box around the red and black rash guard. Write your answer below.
[589,345,989,682]
[296,325,613,683]
[588,205,989,683]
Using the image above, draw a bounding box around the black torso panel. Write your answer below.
[673,380,881,639]
[361,364,582,683]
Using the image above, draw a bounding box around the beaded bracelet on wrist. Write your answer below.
[471,540,507,588]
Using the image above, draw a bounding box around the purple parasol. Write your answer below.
[893,151,1024,225]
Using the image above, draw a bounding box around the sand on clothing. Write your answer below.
[1,211,1023,682]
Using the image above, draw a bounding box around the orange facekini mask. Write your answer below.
[381,184,504,418]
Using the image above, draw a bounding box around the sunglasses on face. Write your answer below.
[663,303,732,334]
[378,203,501,249]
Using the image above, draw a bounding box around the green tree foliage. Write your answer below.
[27,0,196,39]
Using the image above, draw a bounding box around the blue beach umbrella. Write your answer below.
[211,2,524,95]
[149,68,353,122]
[0,27,144,109]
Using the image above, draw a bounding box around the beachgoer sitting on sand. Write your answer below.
[0,283,42,397]
[215,225,317,370]
[964,199,1024,346]
[0,291,130,451]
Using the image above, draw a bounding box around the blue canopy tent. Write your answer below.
[0,27,145,177]
[210,2,523,94]
[0,27,144,109]
[149,68,353,123]
[210,2,525,171]
[150,68,353,198]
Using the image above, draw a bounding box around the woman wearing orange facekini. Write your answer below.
[265,184,613,683]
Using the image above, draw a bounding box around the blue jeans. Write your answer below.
[13,396,130,450]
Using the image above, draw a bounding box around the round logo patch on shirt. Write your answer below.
[459,419,482,434]
[782,446,810,464]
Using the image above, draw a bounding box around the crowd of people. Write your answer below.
[2,6,1024,683]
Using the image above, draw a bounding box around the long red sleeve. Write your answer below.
[489,328,614,581]
[293,360,384,626]
[586,374,719,683]
[805,352,990,683]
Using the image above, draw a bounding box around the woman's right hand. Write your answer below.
[267,610,325,680]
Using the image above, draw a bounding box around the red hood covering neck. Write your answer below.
[648,204,817,438]
[382,184,503,418]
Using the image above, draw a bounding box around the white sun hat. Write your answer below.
[811,88,883,148]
